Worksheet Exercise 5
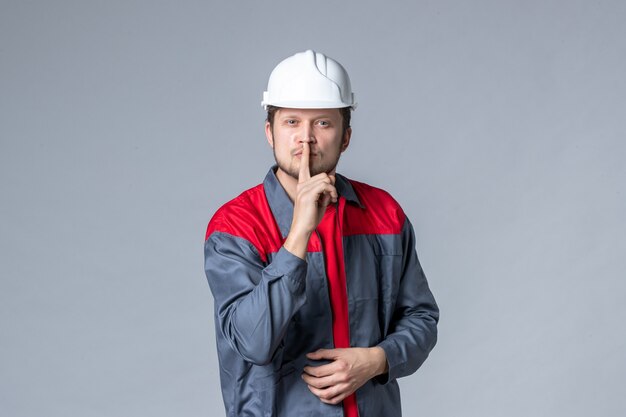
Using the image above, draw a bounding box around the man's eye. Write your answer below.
[286,120,297,125]
[317,121,329,126]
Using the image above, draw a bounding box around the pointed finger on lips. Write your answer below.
[299,142,311,183]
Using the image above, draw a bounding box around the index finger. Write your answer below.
[298,142,311,183]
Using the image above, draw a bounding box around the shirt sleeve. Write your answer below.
[204,231,308,365]
[376,218,439,383]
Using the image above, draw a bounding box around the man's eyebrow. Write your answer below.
[279,113,334,119]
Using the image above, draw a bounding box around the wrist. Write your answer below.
[370,346,388,377]
[283,229,312,260]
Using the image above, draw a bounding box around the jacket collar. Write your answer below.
[263,165,364,239]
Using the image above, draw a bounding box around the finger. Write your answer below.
[319,193,330,208]
[319,391,348,405]
[307,349,338,360]
[307,384,348,405]
[301,372,335,389]
[312,179,338,204]
[303,361,341,378]
[307,173,336,188]
[308,172,332,181]
[298,175,333,191]
[299,183,338,205]
[298,142,311,183]
[319,190,334,208]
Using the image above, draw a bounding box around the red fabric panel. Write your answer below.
[344,180,406,236]
[205,178,406,265]
[206,184,322,262]
[206,184,282,262]
[317,199,358,417]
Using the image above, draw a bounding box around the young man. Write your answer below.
[204,50,439,417]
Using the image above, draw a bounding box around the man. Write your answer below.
[204,50,438,417]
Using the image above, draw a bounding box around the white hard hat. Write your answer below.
[262,50,357,110]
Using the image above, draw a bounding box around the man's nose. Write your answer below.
[298,123,316,143]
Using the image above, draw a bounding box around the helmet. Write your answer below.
[262,50,357,110]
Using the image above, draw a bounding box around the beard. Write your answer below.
[273,147,342,180]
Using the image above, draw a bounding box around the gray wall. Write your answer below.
[1,1,625,416]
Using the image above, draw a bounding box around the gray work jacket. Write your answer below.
[204,167,439,416]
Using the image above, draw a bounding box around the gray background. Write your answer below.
[1,1,625,416]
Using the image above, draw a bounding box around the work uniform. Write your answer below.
[204,166,439,417]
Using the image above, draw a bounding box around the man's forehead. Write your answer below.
[276,108,342,119]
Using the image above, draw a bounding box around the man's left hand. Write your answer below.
[302,347,388,405]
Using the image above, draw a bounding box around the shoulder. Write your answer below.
[349,179,404,213]
[205,183,283,262]
[344,178,406,236]
[205,183,273,240]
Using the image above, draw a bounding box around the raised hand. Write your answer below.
[283,141,337,259]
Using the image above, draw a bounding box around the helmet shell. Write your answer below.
[262,50,357,110]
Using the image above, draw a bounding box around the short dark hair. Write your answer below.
[266,105,352,137]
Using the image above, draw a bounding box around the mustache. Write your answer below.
[293,148,319,156]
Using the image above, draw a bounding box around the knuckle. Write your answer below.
[322,390,336,401]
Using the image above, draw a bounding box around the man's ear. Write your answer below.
[340,127,352,152]
[265,121,274,148]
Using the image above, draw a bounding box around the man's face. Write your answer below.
[265,108,351,180]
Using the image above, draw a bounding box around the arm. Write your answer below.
[205,142,339,366]
[301,220,437,403]
[204,233,308,365]
[376,217,439,383]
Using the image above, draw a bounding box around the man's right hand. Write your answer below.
[283,142,337,260]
